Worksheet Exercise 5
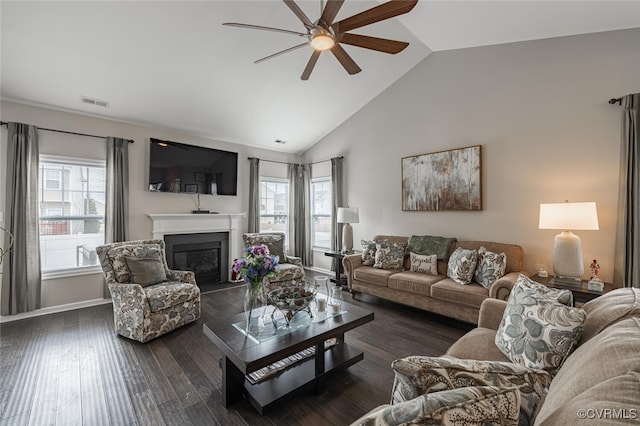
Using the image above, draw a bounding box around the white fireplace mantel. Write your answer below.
[147,213,245,278]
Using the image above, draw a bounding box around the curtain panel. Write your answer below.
[331,157,344,257]
[1,122,41,315]
[614,93,639,288]
[248,158,260,233]
[288,163,312,266]
[105,137,129,243]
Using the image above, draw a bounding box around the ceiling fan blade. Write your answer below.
[223,23,307,37]
[301,50,321,80]
[330,44,361,75]
[255,42,309,64]
[320,0,345,26]
[332,0,418,33]
[283,0,314,29]
[339,33,409,54]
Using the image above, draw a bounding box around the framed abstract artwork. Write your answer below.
[402,145,482,211]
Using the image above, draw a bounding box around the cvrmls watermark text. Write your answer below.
[577,408,637,420]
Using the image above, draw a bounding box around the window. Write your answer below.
[38,156,106,272]
[259,178,289,243]
[311,178,332,249]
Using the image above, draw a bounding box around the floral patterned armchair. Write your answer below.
[96,239,201,343]
[242,232,305,288]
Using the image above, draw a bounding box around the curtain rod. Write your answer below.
[248,156,343,166]
[0,121,134,143]
[609,98,622,105]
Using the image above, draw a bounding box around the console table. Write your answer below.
[324,249,360,289]
[532,274,616,306]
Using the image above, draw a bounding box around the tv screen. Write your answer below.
[148,138,238,195]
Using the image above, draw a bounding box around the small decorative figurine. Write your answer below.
[588,259,604,292]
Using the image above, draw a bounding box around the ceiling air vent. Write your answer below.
[81,96,110,108]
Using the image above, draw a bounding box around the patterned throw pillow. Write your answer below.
[373,241,405,270]
[361,239,377,266]
[409,252,438,275]
[474,246,507,289]
[447,247,478,284]
[108,244,164,283]
[495,287,586,374]
[513,274,573,306]
[391,356,551,425]
[243,233,286,262]
[352,385,520,426]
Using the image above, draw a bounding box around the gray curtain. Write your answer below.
[288,163,312,265]
[331,157,344,256]
[1,123,41,315]
[614,93,639,288]
[105,137,129,244]
[248,158,260,233]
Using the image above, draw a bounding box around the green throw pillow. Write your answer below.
[406,235,457,261]
[125,256,168,287]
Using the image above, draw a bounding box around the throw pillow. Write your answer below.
[243,233,286,262]
[361,239,377,266]
[391,355,551,425]
[352,385,520,426]
[108,243,163,283]
[373,241,405,270]
[124,256,168,287]
[406,235,457,261]
[495,287,586,374]
[447,247,478,285]
[473,246,507,289]
[409,252,438,275]
[512,274,573,306]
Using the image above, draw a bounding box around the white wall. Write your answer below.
[0,101,301,308]
[302,28,640,284]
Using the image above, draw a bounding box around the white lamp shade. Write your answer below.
[539,202,599,230]
[337,207,359,224]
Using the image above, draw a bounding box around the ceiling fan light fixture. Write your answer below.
[310,33,335,51]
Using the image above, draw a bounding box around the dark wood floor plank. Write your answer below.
[0,272,470,425]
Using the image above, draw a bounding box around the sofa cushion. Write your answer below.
[409,252,438,275]
[388,271,443,296]
[406,235,457,261]
[391,356,550,426]
[144,282,200,313]
[353,266,396,287]
[534,316,640,424]
[495,287,586,373]
[513,274,573,306]
[473,246,507,289]
[445,327,511,363]
[535,371,640,426]
[431,279,489,308]
[361,239,377,266]
[373,241,405,270]
[351,385,520,426]
[579,287,640,344]
[447,247,478,285]
[125,255,168,287]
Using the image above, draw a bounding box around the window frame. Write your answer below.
[310,177,332,250]
[39,155,107,277]
[258,177,290,247]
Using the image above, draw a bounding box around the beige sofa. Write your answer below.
[352,287,640,425]
[343,235,526,324]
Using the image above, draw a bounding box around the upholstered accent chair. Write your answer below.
[96,239,201,343]
[242,232,305,288]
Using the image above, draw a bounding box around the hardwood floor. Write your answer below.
[0,278,472,425]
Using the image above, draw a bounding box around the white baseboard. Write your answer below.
[304,266,333,275]
[0,298,112,323]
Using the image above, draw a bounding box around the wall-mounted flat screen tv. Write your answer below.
[148,138,238,196]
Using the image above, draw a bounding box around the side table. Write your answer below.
[532,274,615,306]
[324,250,360,289]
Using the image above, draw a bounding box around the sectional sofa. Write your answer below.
[342,235,526,324]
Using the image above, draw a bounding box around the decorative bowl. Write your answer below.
[267,285,316,325]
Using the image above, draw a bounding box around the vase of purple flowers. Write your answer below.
[233,244,280,333]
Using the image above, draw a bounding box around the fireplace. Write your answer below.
[164,232,229,286]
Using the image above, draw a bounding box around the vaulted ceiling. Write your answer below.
[2,1,639,153]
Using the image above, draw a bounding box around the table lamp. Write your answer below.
[337,207,359,253]
[538,201,599,282]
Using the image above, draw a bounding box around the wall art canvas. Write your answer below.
[402,145,482,211]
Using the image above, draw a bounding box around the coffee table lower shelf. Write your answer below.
[243,341,363,415]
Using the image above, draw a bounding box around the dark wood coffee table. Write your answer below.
[202,300,374,415]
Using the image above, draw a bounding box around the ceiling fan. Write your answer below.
[223,0,418,80]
